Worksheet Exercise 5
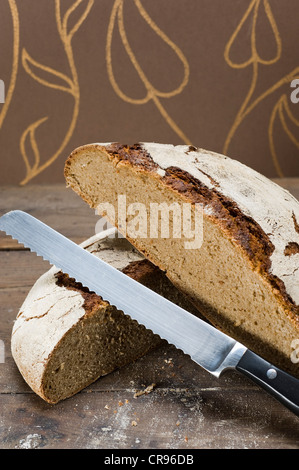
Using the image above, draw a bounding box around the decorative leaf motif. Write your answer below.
[106,0,191,144]
[22,48,75,95]
[269,94,299,177]
[224,0,281,69]
[20,0,94,185]
[60,0,94,42]
[20,117,48,176]
[222,0,299,176]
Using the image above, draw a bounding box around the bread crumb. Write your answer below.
[176,421,180,426]
[134,383,156,398]
[131,420,138,427]
[164,358,173,364]
[104,405,110,410]
[157,168,166,177]
[17,434,43,449]
[118,401,124,407]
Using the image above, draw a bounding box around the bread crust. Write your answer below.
[10,230,146,402]
[65,143,299,317]
[64,142,299,377]
[11,229,198,403]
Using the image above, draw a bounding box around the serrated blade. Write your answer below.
[0,210,246,376]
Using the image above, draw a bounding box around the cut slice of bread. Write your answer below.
[65,142,299,377]
[11,229,198,404]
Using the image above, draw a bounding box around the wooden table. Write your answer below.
[1,181,299,450]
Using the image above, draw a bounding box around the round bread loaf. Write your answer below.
[11,228,197,404]
[64,142,299,378]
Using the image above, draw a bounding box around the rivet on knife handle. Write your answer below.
[236,349,299,416]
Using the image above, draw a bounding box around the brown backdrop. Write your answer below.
[1,0,299,186]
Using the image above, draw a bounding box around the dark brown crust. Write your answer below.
[54,259,159,313]
[293,212,299,235]
[104,143,298,317]
[122,259,161,279]
[106,143,159,172]
[284,242,299,256]
[164,167,273,267]
[55,271,106,312]
[106,144,273,268]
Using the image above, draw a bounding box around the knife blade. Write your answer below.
[1,210,299,416]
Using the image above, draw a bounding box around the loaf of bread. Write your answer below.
[11,228,198,404]
[65,142,299,377]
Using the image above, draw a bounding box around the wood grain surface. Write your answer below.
[0,182,299,450]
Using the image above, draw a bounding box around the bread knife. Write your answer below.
[1,210,299,416]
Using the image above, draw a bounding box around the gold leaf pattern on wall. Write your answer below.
[22,49,76,95]
[269,94,299,177]
[106,0,191,145]
[224,0,282,153]
[60,0,94,41]
[224,0,281,70]
[20,0,94,185]
[0,0,19,130]
[1,1,298,184]
[20,117,48,176]
[223,0,299,176]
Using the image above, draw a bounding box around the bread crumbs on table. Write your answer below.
[133,383,156,398]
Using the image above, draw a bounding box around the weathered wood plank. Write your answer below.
[1,386,298,449]
[1,181,299,449]
[0,291,259,399]
[0,251,51,288]
[0,272,255,396]
[0,185,99,249]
